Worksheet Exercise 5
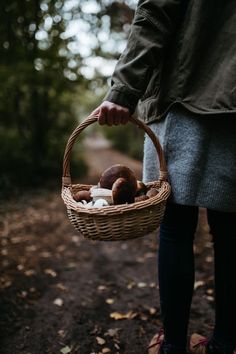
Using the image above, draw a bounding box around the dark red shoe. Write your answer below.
[190,333,208,354]
[148,329,165,354]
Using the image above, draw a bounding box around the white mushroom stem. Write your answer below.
[90,187,113,204]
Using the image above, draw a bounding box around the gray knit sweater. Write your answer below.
[142,106,236,212]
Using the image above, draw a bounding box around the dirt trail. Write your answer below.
[81,133,143,183]
[0,136,218,354]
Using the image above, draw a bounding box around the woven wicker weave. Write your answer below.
[61,113,171,241]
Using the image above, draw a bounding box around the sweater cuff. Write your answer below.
[103,85,140,115]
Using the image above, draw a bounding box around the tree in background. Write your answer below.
[0,0,138,196]
[0,0,83,193]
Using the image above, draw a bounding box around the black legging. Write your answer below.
[158,203,236,351]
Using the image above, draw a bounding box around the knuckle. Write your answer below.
[100,105,108,113]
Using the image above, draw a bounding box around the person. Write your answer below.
[93,1,236,353]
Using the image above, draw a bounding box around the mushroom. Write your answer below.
[146,188,159,198]
[135,195,149,203]
[136,180,147,196]
[99,164,137,196]
[93,199,109,207]
[90,187,113,204]
[73,190,92,202]
[112,177,135,205]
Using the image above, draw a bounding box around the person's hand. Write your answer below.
[92,101,131,126]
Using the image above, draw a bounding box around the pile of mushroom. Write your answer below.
[72,164,159,208]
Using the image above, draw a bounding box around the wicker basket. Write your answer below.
[61,113,171,241]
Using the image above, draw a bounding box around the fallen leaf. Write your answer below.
[140,313,148,321]
[106,298,115,304]
[66,262,77,269]
[206,295,214,302]
[149,282,156,288]
[53,298,64,307]
[26,245,37,252]
[17,264,24,270]
[24,269,36,276]
[44,269,57,277]
[11,236,22,244]
[96,336,106,345]
[60,346,71,354]
[194,280,205,290]
[104,328,121,337]
[110,311,137,320]
[102,348,111,353]
[1,249,8,256]
[58,329,66,338]
[97,285,107,291]
[149,307,157,315]
[40,251,51,258]
[127,281,136,289]
[57,245,66,252]
[2,280,12,288]
[144,252,156,259]
[0,276,12,289]
[55,283,68,292]
[29,287,36,292]
[18,290,27,298]
[90,324,100,335]
[137,282,147,288]
[71,235,80,243]
[114,343,120,349]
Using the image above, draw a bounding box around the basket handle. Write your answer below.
[62,113,168,187]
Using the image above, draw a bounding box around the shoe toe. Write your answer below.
[190,333,207,353]
[148,333,164,354]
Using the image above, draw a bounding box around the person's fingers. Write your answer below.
[113,109,122,125]
[97,106,107,125]
[112,107,130,125]
[121,109,130,125]
[111,108,127,125]
[97,102,131,125]
[106,107,116,126]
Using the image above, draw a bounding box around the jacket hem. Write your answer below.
[140,100,236,125]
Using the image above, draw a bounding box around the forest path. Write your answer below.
[81,132,143,184]
[0,135,216,354]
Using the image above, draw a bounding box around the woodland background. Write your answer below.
[0,0,143,198]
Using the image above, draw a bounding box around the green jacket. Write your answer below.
[104,0,236,124]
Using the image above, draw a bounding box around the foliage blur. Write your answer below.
[103,124,144,161]
[0,0,142,198]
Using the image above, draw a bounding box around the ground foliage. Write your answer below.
[0,140,219,354]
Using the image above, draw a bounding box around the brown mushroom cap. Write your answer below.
[73,190,92,202]
[135,195,149,203]
[136,180,147,196]
[99,164,137,194]
[146,188,159,198]
[112,177,135,205]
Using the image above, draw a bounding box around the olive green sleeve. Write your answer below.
[104,0,186,113]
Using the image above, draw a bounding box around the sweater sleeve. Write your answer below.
[104,0,187,114]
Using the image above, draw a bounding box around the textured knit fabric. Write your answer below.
[143,106,236,212]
